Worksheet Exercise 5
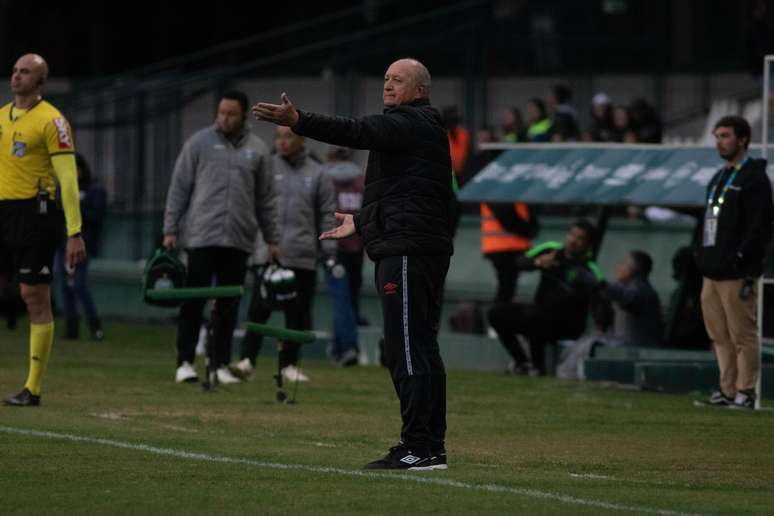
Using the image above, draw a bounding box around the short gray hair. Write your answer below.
[402,57,431,96]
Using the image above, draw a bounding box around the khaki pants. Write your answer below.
[700,278,760,396]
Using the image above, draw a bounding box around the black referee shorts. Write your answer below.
[0,198,64,285]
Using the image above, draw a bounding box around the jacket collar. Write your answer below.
[281,150,307,169]
[213,123,249,146]
[384,97,431,113]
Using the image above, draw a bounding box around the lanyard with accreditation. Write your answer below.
[703,157,749,247]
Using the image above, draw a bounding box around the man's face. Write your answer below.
[713,126,746,161]
[10,56,44,96]
[275,126,304,158]
[564,226,591,257]
[615,254,637,283]
[383,60,422,107]
[216,99,245,136]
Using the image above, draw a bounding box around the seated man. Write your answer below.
[557,250,664,379]
[488,220,603,375]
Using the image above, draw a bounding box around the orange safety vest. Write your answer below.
[448,126,470,175]
[480,203,532,254]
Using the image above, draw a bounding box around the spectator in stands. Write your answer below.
[586,92,615,142]
[56,154,107,341]
[236,126,337,383]
[557,250,663,379]
[500,107,526,143]
[525,98,552,142]
[698,115,773,409]
[488,220,604,376]
[463,127,499,187]
[322,146,368,327]
[443,106,471,182]
[548,83,580,142]
[629,98,663,143]
[611,106,636,143]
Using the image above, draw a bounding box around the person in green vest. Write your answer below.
[488,220,606,375]
[525,98,553,143]
[500,107,526,143]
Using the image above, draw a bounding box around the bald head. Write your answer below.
[11,54,48,97]
[382,58,431,107]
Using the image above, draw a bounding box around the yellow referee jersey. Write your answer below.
[0,100,75,200]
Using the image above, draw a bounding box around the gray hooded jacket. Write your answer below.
[163,124,279,254]
[254,152,336,270]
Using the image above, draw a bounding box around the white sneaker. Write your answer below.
[282,364,309,382]
[175,361,198,383]
[216,366,242,384]
[232,358,255,380]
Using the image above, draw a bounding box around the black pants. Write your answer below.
[338,250,364,321]
[176,247,248,368]
[484,251,523,304]
[488,302,580,372]
[241,267,317,369]
[377,255,449,451]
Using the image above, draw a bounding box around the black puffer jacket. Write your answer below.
[293,98,453,260]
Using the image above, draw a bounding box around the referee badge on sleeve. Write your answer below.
[53,118,73,149]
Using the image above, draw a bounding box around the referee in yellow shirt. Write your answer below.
[1,54,85,406]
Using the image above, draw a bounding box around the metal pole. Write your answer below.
[756,278,764,410]
[763,56,770,156]
[758,55,773,409]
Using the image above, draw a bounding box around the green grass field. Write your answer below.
[2,321,774,515]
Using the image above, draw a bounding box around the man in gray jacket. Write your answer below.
[236,126,336,383]
[163,90,279,385]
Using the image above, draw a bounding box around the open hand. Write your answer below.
[319,213,355,240]
[252,93,299,127]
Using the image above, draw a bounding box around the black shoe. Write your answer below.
[88,319,104,341]
[337,348,359,367]
[708,390,734,407]
[429,449,448,470]
[64,318,79,340]
[357,316,370,327]
[733,389,756,409]
[3,388,40,407]
[363,445,432,470]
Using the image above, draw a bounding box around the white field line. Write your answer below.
[569,473,688,487]
[1,425,702,516]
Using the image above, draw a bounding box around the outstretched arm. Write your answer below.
[253,93,415,151]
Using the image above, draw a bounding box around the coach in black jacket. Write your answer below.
[698,116,773,409]
[253,58,453,470]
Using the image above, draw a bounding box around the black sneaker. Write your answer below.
[363,445,432,470]
[429,449,448,470]
[707,390,733,407]
[3,388,41,407]
[733,389,756,409]
[337,349,359,368]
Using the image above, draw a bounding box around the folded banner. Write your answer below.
[459,144,774,207]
